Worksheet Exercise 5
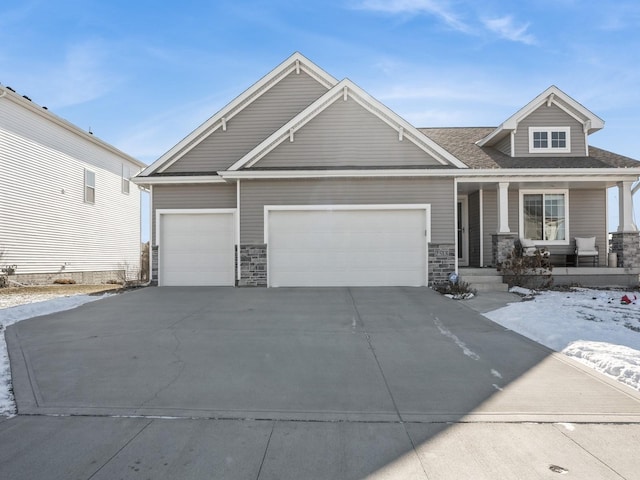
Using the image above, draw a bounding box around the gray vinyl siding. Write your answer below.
[468,191,481,267]
[495,135,511,156]
[567,189,607,266]
[165,71,329,173]
[240,178,454,244]
[152,184,236,244]
[256,98,442,168]
[482,188,606,266]
[514,104,586,157]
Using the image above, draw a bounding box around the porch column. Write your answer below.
[617,181,637,232]
[497,182,511,233]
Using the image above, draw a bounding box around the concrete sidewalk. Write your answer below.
[2,287,640,479]
[0,415,638,479]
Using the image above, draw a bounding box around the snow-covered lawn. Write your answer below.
[485,288,640,391]
[0,293,114,415]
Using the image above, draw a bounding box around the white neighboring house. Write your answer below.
[0,86,146,284]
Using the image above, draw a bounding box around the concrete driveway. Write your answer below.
[3,287,640,479]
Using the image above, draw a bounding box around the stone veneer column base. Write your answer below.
[492,233,516,268]
[151,245,159,285]
[428,243,455,286]
[239,244,267,287]
[611,232,640,268]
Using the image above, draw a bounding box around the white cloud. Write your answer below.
[482,15,537,45]
[356,0,471,33]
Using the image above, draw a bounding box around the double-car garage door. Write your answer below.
[158,206,429,287]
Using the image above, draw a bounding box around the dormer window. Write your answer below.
[529,127,570,153]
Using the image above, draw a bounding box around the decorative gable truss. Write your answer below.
[224,79,468,173]
[138,52,338,179]
[476,85,605,157]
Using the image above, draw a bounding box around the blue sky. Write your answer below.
[2,0,640,236]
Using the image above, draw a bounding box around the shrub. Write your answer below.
[499,247,553,290]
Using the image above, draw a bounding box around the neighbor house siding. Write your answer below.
[468,191,481,267]
[240,178,455,244]
[256,98,442,168]
[151,184,237,244]
[164,71,329,173]
[0,99,142,278]
[513,104,586,157]
[494,135,511,156]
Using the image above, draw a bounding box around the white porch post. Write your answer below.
[497,182,511,233]
[617,181,637,232]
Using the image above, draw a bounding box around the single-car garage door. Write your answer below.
[159,211,235,286]
[267,206,428,287]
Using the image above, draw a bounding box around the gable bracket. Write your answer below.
[289,128,295,142]
[343,86,348,101]
[546,93,555,107]
[398,127,404,141]
[221,117,227,131]
[295,60,300,74]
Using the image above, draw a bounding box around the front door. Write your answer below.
[457,198,469,267]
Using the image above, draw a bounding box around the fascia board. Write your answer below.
[229,78,469,171]
[0,87,146,168]
[217,167,640,180]
[139,52,338,177]
[131,175,229,185]
[476,85,605,147]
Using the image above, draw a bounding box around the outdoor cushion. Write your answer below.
[520,238,536,248]
[575,237,597,254]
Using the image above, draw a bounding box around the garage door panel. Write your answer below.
[268,208,427,287]
[160,213,235,287]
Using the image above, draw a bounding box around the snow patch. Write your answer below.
[555,423,576,432]
[491,369,503,379]
[563,341,640,391]
[485,288,640,391]
[433,317,480,361]
[492,384,503,392]
[509,286,536,296]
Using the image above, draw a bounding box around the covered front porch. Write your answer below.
[455,175,640,288]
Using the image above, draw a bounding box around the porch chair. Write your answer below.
[575,237,599,267]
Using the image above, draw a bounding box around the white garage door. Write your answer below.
[159,212,235,286]
[268,207,428,287]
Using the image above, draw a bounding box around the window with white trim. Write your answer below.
[520,190,568,243]
[122,164,130,194]
[528,127,570,153]
[84,169,96,204]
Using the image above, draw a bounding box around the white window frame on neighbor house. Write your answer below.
[528,127,570,153]
[84,169,96,204]
[122,164,131,194]
[519,189,570,245]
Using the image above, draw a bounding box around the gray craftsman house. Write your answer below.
[133,53,640,288]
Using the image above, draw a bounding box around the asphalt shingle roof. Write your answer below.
[420,127,640,169]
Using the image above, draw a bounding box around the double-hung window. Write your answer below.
[84,169,96,204]
[520,190,568,243]
[122,165,131,194]
[528,127,570,153]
